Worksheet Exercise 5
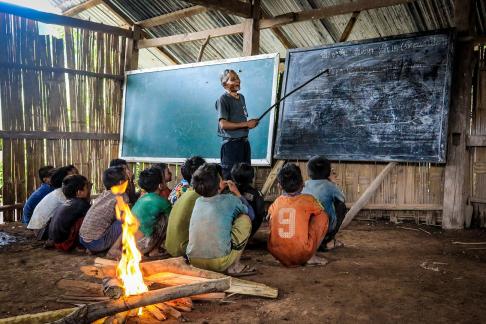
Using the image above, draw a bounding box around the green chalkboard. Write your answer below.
[120,53,279,165]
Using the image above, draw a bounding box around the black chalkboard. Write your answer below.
[274,31,453,163]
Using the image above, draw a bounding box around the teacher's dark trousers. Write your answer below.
[221,138,251,180]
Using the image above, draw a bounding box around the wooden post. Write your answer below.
[442,0,474,229]
[242,0,261,56]
[341,162,397,229]
[339,11,360,42]
[125,25,141,71]
[261,160,285,196]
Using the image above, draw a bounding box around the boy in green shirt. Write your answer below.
[132,167,172,256]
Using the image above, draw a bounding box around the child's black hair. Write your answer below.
[277,163,303,194]
[307,155,331,180]
[138,167,162,193]
[231,162,254,186]
[191,163,220,197]
[153,163,168,174]
[50,165,76,189]
[181,156,206,182]
[64,164,78,174]
[109,158,127,167]
[62,175,88,199]
[102,166,127,190]
[38,166,54,183]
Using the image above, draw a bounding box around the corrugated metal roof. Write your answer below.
[49,0,479,68]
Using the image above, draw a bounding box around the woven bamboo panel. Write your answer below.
[0,13,126,221]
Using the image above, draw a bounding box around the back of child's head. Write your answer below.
[307,155,331,180]
[102,166,127,190]
[38,166,54,183]
[181,156,206,182]
[64,164,78,175]
[277,163,303,194]
[220,69,237,86]
[62,175,88,199]
[192,163,220,197]
[138,167,162,193]
[109,158,127,168]
[153,163,167,174]
[231,163,254,186]
[51,165,75,189]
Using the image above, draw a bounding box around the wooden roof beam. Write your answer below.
[0,1,132,38]
[62,0,103,17]
[136,6,208,28]
[260,0,415,30]
[339,11,360,42]
[183,0,251,18]
[138,23,245,48]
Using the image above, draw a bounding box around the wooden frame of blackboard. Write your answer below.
[119,53,279,165]
[275,29,454,163]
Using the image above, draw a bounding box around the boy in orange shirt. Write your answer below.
[267,163,329,267]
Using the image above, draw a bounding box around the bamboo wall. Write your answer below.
[0,14,126,221]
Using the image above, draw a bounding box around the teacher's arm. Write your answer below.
[219,118,258,130]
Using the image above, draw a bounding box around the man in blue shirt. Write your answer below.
[302,156,346,251]
[22,166,55,224]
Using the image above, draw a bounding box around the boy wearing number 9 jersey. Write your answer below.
[267,163,329,267]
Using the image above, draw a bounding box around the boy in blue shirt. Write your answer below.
[302,155,346,251]
[187,163,255,276]
[168,156,205,205]
[22,166,55,224]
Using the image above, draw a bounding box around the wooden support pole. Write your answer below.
[138,23,244,49]
[0,308,78,324]
[242,0,261,56]
[259,0,414,30]
[137,6,208,28]
[62,0,103,17]
[442,0,474,229]
[261,160,285,196]
[197,35,211,62]
[184,0,251,18]
[339,11,360,42]
[341,162,397,229]
[125,25,142,71]
[0,2,132,38]
[54,278,230,324]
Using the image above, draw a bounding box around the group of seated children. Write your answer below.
[22,154,345,275]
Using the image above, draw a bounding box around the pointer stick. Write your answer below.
[257,68,330,121]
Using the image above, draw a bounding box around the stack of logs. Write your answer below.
[51,257,278,323]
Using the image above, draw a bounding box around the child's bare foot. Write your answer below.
[226,262,256,277]
[306,255,328,266]
[326,239,344,251]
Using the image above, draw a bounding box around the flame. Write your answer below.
[111,181,148,299]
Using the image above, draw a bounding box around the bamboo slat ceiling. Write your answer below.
[50,0,485,68]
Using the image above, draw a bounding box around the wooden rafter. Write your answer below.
[138,23,245,49]
[99,0,180,64]
[339,11,360,42]
[62,0,103,17]
[183,0,251,18]
[136,6,207,28]
[260,0,415,30]
[0,2,132,38]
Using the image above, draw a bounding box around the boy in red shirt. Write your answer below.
[267,163,329,267]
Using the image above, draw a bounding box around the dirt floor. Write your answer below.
[1,221,486,323]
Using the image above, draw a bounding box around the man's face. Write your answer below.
[224,72,240,93]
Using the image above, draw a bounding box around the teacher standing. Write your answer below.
[216,69,259,180]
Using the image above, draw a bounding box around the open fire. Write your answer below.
[111,181,148,306]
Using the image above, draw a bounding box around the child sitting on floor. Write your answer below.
[186,163,255,276]
[79,166,126,258]
[153,163,173,199]
[168,156,206,205]
[231,162,265,237]
[22,165,55,224]
[267,163,329,267]
[48,175,91,251]
[27,165,78,240]
[302,155,346,251]
[132,167,172,256]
